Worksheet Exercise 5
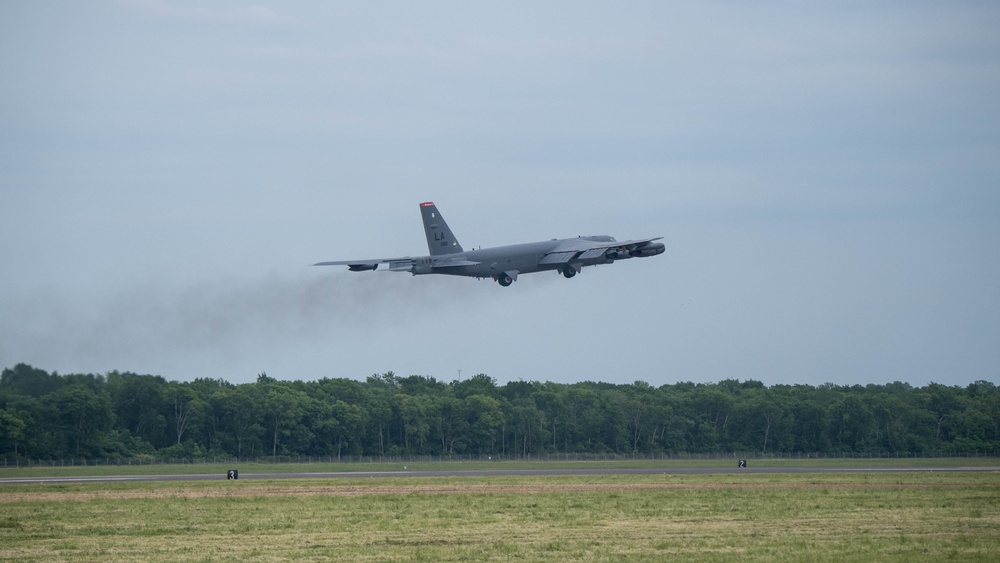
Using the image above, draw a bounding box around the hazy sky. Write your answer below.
[2,1,998,388]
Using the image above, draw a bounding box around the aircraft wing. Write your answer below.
[552,237,663,252]
[541,237,664,264]
[430,257,480,268]
[314,255,482,272]
[314,257,413,272]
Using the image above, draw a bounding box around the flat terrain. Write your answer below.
[2,462,999,485]
[1,466,998,561]
[3,456,998,480]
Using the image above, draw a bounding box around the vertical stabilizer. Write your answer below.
[420,202,464,255]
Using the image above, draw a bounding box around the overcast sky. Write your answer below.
[2,1,998,388]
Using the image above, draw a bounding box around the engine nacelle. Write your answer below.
[348,263,378,271]
[631,242,665,257]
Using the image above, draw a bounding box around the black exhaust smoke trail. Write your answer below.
[0,271,488,378]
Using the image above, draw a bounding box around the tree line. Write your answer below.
[1,363,998,461]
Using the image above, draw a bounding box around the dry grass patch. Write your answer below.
[0,473,997,562]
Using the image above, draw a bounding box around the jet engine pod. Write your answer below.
[348,263,378,271]
[631,242,665,257]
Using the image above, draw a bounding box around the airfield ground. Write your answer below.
[3,455,999,479]
[1,461,998,562]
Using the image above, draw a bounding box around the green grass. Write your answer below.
[1,472,998,561]
[2,456,997,478]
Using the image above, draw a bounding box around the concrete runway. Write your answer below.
[2,465,998,485]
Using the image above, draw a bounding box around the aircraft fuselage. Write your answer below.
[418,237,613,278]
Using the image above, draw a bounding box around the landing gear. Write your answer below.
[496,273,514,287]
[562,267,577,279]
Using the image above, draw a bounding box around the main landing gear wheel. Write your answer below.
[562,268,577,279]
[497,273,513,287]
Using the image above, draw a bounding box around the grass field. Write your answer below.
[1,469,999,562]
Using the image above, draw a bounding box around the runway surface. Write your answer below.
[2,465,998,485]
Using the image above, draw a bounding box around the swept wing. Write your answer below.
[314,258,410,272]
[541,237,665,264]
[314,255,482,272]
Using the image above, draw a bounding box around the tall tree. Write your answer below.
[0,364,62,397]
[256,377,313,456]
[166,383,207,445]
[108,372,168,448]
[47,384,113,456]
[0,410,26,457]
[462,394,504,454]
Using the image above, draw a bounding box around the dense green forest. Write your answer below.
[2,364,998,461]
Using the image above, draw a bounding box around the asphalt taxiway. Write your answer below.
[2,465,997,485]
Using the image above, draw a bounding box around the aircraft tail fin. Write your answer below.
[420,202,464,255]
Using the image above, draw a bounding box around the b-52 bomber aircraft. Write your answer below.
[314,202,664,287]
